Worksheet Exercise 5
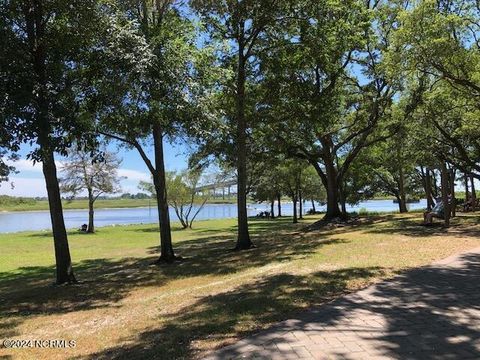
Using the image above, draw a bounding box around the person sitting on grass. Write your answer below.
[423,200,445,225]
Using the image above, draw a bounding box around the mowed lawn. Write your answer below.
[1,213,480,359]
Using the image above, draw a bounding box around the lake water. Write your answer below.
[0,199,428,233]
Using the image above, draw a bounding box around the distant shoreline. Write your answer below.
[0,196,412,213]
[0,198,241,213]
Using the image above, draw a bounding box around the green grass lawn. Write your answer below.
[1,213,480,360]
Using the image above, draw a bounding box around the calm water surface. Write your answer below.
[0,199,427,233]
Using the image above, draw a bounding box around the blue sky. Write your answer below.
[0,140,190,197]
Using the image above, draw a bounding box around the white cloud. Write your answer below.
[120,183,145,194]
[117,168,150,182]
[8,159,42,173]
[0,176,47,197]
[6,158,66,174]
[8,157,148,180]
[0,166,150,197]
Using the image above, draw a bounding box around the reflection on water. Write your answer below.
[0,199,427,233]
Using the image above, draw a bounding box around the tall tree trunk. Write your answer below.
[464,173,469,201]
[325,183,342,219]
[397,198,408,213]
[298,190,303,219]
[234,34,252,250]
[324,161,343,220]
[270,199,275,218]
[341,200,347,216]
[277,193,282,217]
[338,182,347,216]
[153,125,176,262]
[426,168,434,211]
[441,163,451,227]
[450,167,456,217]
[311,199,316,213]
[395,195,402,212]
[471,174,477,211]
[87,189,95,233]
[292,196,298,223]
[28,2,75,284]
[432,171,439,198]
[42,149,77,284]
[395,195,406,213]
[398,166,408,213]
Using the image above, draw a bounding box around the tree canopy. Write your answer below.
[2,0,480,284]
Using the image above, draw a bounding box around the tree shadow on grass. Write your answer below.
[143,217,326,257]
[0,222,347,339]
[0,257,159,317]
[130,225,194,233]
[0,316,20,338]
[25,229,95,238]
[300,212,480,240]
[79,266,385,360]
[353,212,480,239]
[134,217,301,237]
